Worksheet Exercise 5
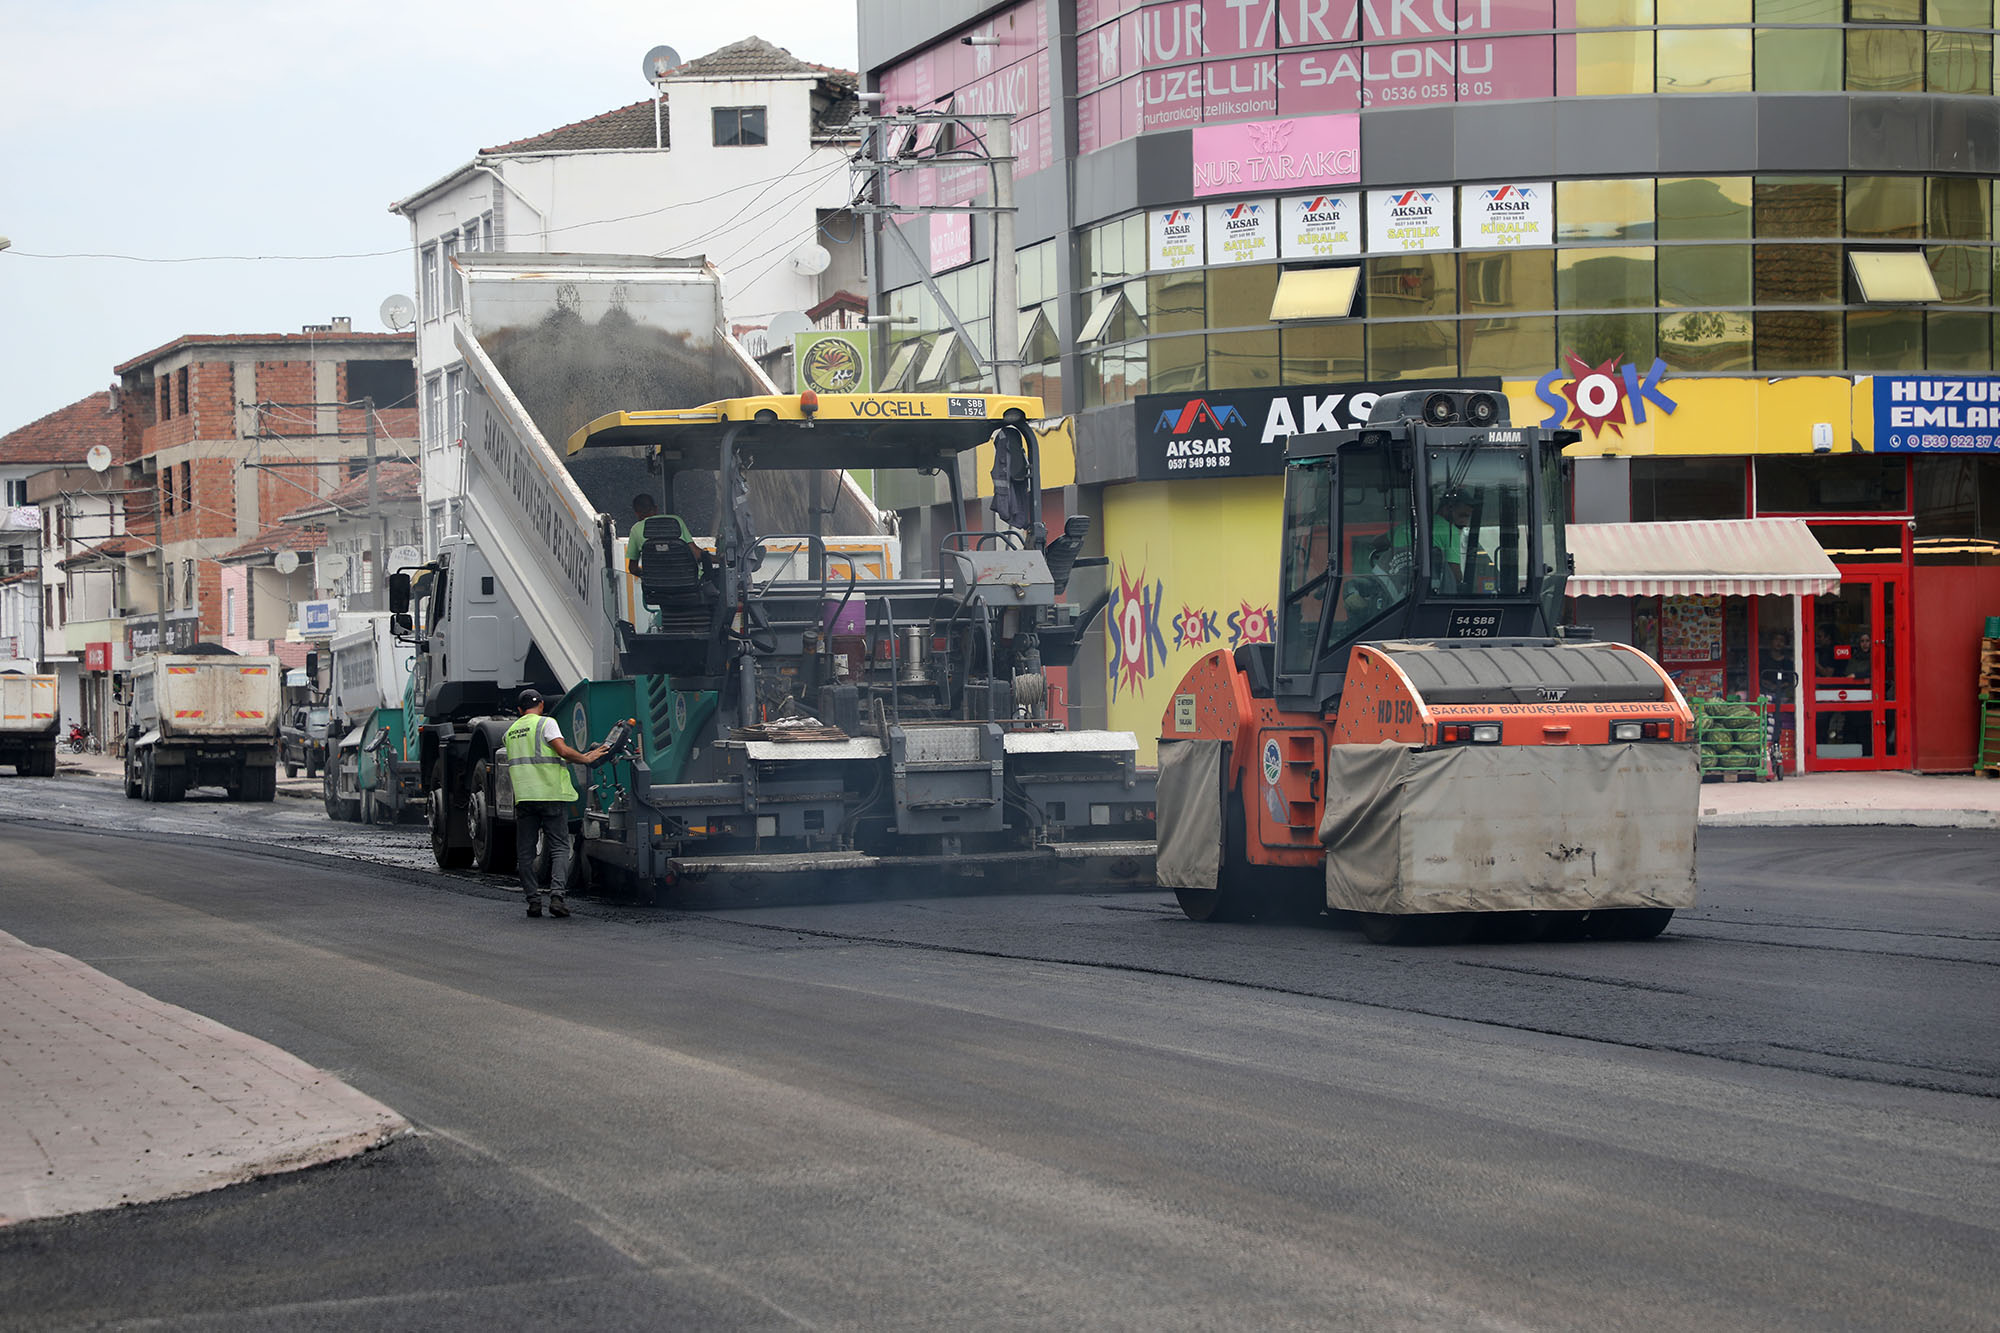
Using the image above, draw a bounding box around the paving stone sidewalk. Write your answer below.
[0,928,406,1227]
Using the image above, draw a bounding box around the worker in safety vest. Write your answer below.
[503,688,608,918]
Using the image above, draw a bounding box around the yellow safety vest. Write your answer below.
[503,713,576,804]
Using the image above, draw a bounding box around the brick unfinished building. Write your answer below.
[113,320,417,654]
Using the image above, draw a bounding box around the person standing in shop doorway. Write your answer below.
[503,688,608,918]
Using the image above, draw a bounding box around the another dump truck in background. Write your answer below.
[0,672,59,776]
[322,614,422,824]
[123,650,283,802]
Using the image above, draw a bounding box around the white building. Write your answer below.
[387,36,867,548]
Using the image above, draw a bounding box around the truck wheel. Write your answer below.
[124,756,141,799]
[1588,907,1674,941]
[467,758,515,873]
[429,759,474,869]
[139,753,157,802]
[35,744,57,777]
[235,766,275,803]
[161,766,188,803]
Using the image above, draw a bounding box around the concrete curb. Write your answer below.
[0,929,410,1228]
[1702,809,2000,830]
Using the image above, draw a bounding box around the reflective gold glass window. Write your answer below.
[1848,29,1925,91]
[1928,178,1990,241]
[1928,0,1993,25]
[1207,329,1280,389]
[1462,316,1558,376]
[1849,0,1921,19]
[1569,0,1656,24]
[1847,177,1924,239]
[1927,311,1993,370]
[1847,310,1925,370]
[1458,251,1555,313]
[1659,244,1753,306]
[1927,245,1990,303]
[1927,30,1994,91]
[1368,321,1458,380]
[1660,311,1754,371]
[1661,0,1751,17]
[1208,264,1280,328]
[1570,32,1655,95]
[1149,333,1208,394]
[1755,0,1839,17]
[1558,313,1657,366]
[1755,311,1843,369]
[1756,28,1843,89]
[1557,247,1657,308]
[1756,244,1844,302]
[1147,270,1207,334]
[1755,177,1841,237]
[1364,255,1458,318]
[1281,324,1366,383]
[1558,180,1655,242]
[1659,30,1753,91]
[1659,178,1753,240]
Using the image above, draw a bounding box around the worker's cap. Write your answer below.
[518,688,544,709]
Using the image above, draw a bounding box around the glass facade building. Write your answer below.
[862,0,2000,770]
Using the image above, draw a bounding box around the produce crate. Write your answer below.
[1692,696,1774,781]
[1978,697,2000,777]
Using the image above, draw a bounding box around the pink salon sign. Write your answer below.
[1191,114,1359,197]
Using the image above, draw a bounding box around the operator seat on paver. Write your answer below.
[629,531,724,678]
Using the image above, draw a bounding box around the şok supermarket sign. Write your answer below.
[1876,376,2000,451]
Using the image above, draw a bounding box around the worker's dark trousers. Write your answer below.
[515,801,571,905]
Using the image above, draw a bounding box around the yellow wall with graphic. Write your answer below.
[1499,375,1875,456]
[1102,478,1284,763]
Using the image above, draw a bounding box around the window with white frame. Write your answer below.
[445,366,464,446]
[420,243,440,321]
[225,587,237,636]
[425,373,444,447]
[3,479,25,506]
[441,233,461,313]
[183,560,195,610]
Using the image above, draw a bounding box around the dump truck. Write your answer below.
[122,649,282,801]
[321,614,423,824]
[396,252,1151,898]
[1154,388,1698,944]
[0,672,59,776]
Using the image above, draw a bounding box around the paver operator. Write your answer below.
[503,688,609,918]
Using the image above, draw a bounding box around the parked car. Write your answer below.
[280,705,330,779]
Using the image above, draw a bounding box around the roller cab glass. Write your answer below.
[1321,437,1417,669]
[1278,458,1335,676]
[1426,448,1533,598]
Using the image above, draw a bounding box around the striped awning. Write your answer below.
[1567,518,1842,598]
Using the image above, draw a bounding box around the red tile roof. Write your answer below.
[482,37,859,155]
[276,462,421,523]
[58,535,153,571]
[0,391,122,467]
[217,522,328,564]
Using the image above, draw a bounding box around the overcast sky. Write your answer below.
[0,1,860,433]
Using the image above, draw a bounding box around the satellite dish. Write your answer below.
[642,45,682,82]
[766,310,814,341]
[318,553,349,582]
[274,549,300,574]
[788,243,832,276]
[85,444,112,473]
[379,294,416,332]
[389,544,421,572]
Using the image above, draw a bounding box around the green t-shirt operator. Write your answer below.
[624,493,694,575]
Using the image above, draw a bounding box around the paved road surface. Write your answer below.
[0,780,1994,1331]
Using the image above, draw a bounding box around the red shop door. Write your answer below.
[1805,572,1908,771]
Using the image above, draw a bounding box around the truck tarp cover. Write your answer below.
[1316,742,1699,914]
[1155,738,1225,890]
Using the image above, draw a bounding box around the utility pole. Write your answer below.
[851,107,1022,395]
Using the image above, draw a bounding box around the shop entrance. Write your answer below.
[1805,565,1908,771]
